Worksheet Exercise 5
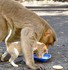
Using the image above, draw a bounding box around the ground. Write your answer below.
[42,16,68,70]
[0,15,68,70]
[0,2,68,69]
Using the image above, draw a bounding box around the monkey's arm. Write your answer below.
[21,27,44,70]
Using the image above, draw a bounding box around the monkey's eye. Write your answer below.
[43,50,46,52]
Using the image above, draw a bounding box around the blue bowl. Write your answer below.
[34,54,52,62]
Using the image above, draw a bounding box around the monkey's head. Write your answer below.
[40,29,57,50]
[34,42,48,58]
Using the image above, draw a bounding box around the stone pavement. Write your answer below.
[0,1,68,70]
[0,15,68,70]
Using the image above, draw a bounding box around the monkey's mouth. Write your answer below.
[37,55,43,58]
[36,53,44,58]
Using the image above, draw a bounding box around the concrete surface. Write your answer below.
[0,2,68,70]
[0,15,68,70]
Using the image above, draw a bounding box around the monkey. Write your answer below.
[0,0,57,69]
[1,41,48,67]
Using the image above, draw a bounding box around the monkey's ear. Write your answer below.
[45,29,52,35]
[34,42,39,50]
[45,29,52,38]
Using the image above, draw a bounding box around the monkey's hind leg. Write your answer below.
[9,49,19,67]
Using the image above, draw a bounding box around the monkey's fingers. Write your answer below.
[37,65,46,70]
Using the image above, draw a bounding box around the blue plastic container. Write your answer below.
[34,54,51,62]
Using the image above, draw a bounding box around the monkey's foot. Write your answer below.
[9,60,18,67]
[26,63,46,70]
[36,65,46,70]
[1,55,5,61]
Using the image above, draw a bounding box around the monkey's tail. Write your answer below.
[5,28,12,49]
[2,13,14,48]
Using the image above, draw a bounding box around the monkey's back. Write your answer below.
[0,0,56,41]
[0,0,49,29]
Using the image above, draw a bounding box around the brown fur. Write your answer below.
[0,0,57,69]
[0,14,8,42]
[40,29,56,49]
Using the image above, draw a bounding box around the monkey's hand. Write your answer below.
[26,63,46,70]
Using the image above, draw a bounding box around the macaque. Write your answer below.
[1,41,48,67]
[0,0,57,69]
